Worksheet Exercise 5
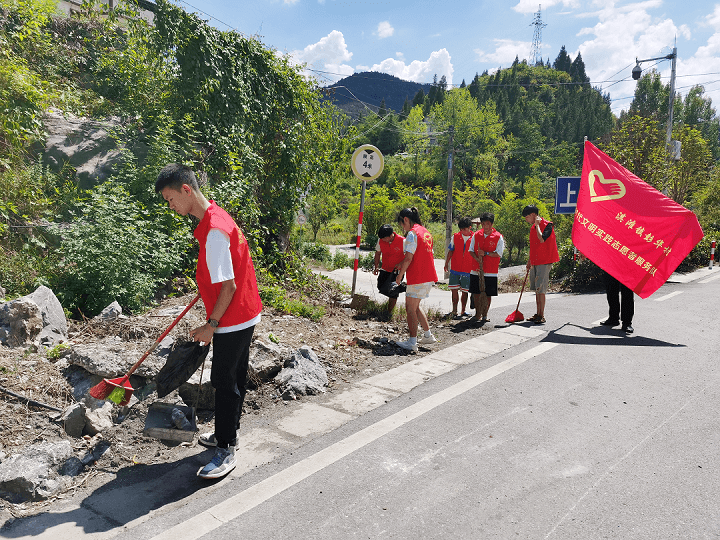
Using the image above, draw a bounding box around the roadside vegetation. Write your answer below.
[1,0,718,318]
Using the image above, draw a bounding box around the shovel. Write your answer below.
[505,267,530,323]
[88,294,200,406]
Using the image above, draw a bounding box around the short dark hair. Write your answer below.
[378,224,394,238]
[458,217,472,229]
[155,164,199,193]
[397,207,422,226]
[522,204,539,217]
[480,212,494,224]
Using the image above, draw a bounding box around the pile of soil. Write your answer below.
[0,286,504,521]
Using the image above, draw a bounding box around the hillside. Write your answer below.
[325,71,432,118]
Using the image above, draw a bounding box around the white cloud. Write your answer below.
[568,1,698,114]
[513,0,579,15]
[377,21,394,39]
[368,48,454,85]
[395,52,405,60]
[284,0,300,5]
[474,39,535,66]
[287,30,354,81]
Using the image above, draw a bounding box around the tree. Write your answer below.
[667,126,711,205]
[553,46,572,74]
[569,51,589,85]
[402,105,428,182]
[306,188,338,241]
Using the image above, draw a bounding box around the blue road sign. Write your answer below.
[555,176,581,214]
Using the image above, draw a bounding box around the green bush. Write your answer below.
[552,239,604,292]
[301,242,331,263]
[676,228,719,272]
[52,183,187,316]
[332,251,352,269]
[258,284,325,321]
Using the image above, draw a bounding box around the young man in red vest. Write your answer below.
[156,164,262,480]
[443,217,474,318]
[373,224,406,316]
[522,204,559,324]
[469,212,504,321]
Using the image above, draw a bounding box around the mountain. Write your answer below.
[324,72,432,119]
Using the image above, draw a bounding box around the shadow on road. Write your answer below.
[540,323,686,348]
[0,449,219,537]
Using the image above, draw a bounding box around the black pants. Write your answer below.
[604,272,634,325]
[210,325,255,448]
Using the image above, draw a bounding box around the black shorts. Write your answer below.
[469,275,498,296]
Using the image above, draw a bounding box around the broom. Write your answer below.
[88,294,200,405]
[505,267,530,323]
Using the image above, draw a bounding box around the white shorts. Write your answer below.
[406,282,434,299]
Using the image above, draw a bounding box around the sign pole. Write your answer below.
[349,144,385,302]
[351,180,367,296]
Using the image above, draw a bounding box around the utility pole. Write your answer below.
[445,126,455,259]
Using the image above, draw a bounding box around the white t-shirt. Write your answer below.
[404,230,418,254]
[205,228,261,332]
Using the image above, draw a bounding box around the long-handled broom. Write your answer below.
[88,294,200,406]
[505,267,530,323]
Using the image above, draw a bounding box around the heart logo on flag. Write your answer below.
[588,170,626,202]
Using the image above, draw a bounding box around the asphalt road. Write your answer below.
[3,267,719,540]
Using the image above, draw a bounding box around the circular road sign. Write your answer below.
[351,144,384,181]
[297,213,307,225]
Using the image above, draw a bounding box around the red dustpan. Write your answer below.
[505,267,530,323]
[88,294,200,405]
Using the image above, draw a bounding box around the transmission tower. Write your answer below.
[529,5,547,66]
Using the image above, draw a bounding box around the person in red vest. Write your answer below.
[394,207,438,352]
[373,224,406,316]
[156,164,262,480]
[443,217,474,319]
[522,204,559,324]
[469,212,504,322]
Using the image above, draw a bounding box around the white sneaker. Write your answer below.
[197,446,236,479]
[418,333,437,345]
[198,432,217,447]
[394,338,418,352]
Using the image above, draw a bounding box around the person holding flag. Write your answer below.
[573,141,703,309]
[601,271,634,333]
[523,205,559,324]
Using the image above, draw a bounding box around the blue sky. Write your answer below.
[175,0,720,115]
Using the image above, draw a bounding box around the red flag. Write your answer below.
[572,141,704,299]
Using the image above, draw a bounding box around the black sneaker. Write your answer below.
[622,324,634,334]
[600,319,620,327]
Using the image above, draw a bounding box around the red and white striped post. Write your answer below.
[349,145,384,298]
[351,180,367,296]
[710,239,716,269]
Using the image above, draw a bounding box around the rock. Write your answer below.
[0,286,68,348]
[82,400,114,436]
[275,346,328,400]
[40,111,147,189]
[0,297,43,348]
[27,285,68,347]
[69,337,165,379]
[0,441,73,501]
[249,340,287,382]
[60,403,86,438]
[96,301,122,321]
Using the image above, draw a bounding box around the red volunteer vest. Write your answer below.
[528,218,559,265]
[450,232,474,274]
[379,233,405,272]
[194,201,262,327]
[406,224,438,285]
[474,228,503,274]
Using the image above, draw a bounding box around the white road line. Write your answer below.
[150,342,558,540]
[654,291,683,302]
[700,273,720,284]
